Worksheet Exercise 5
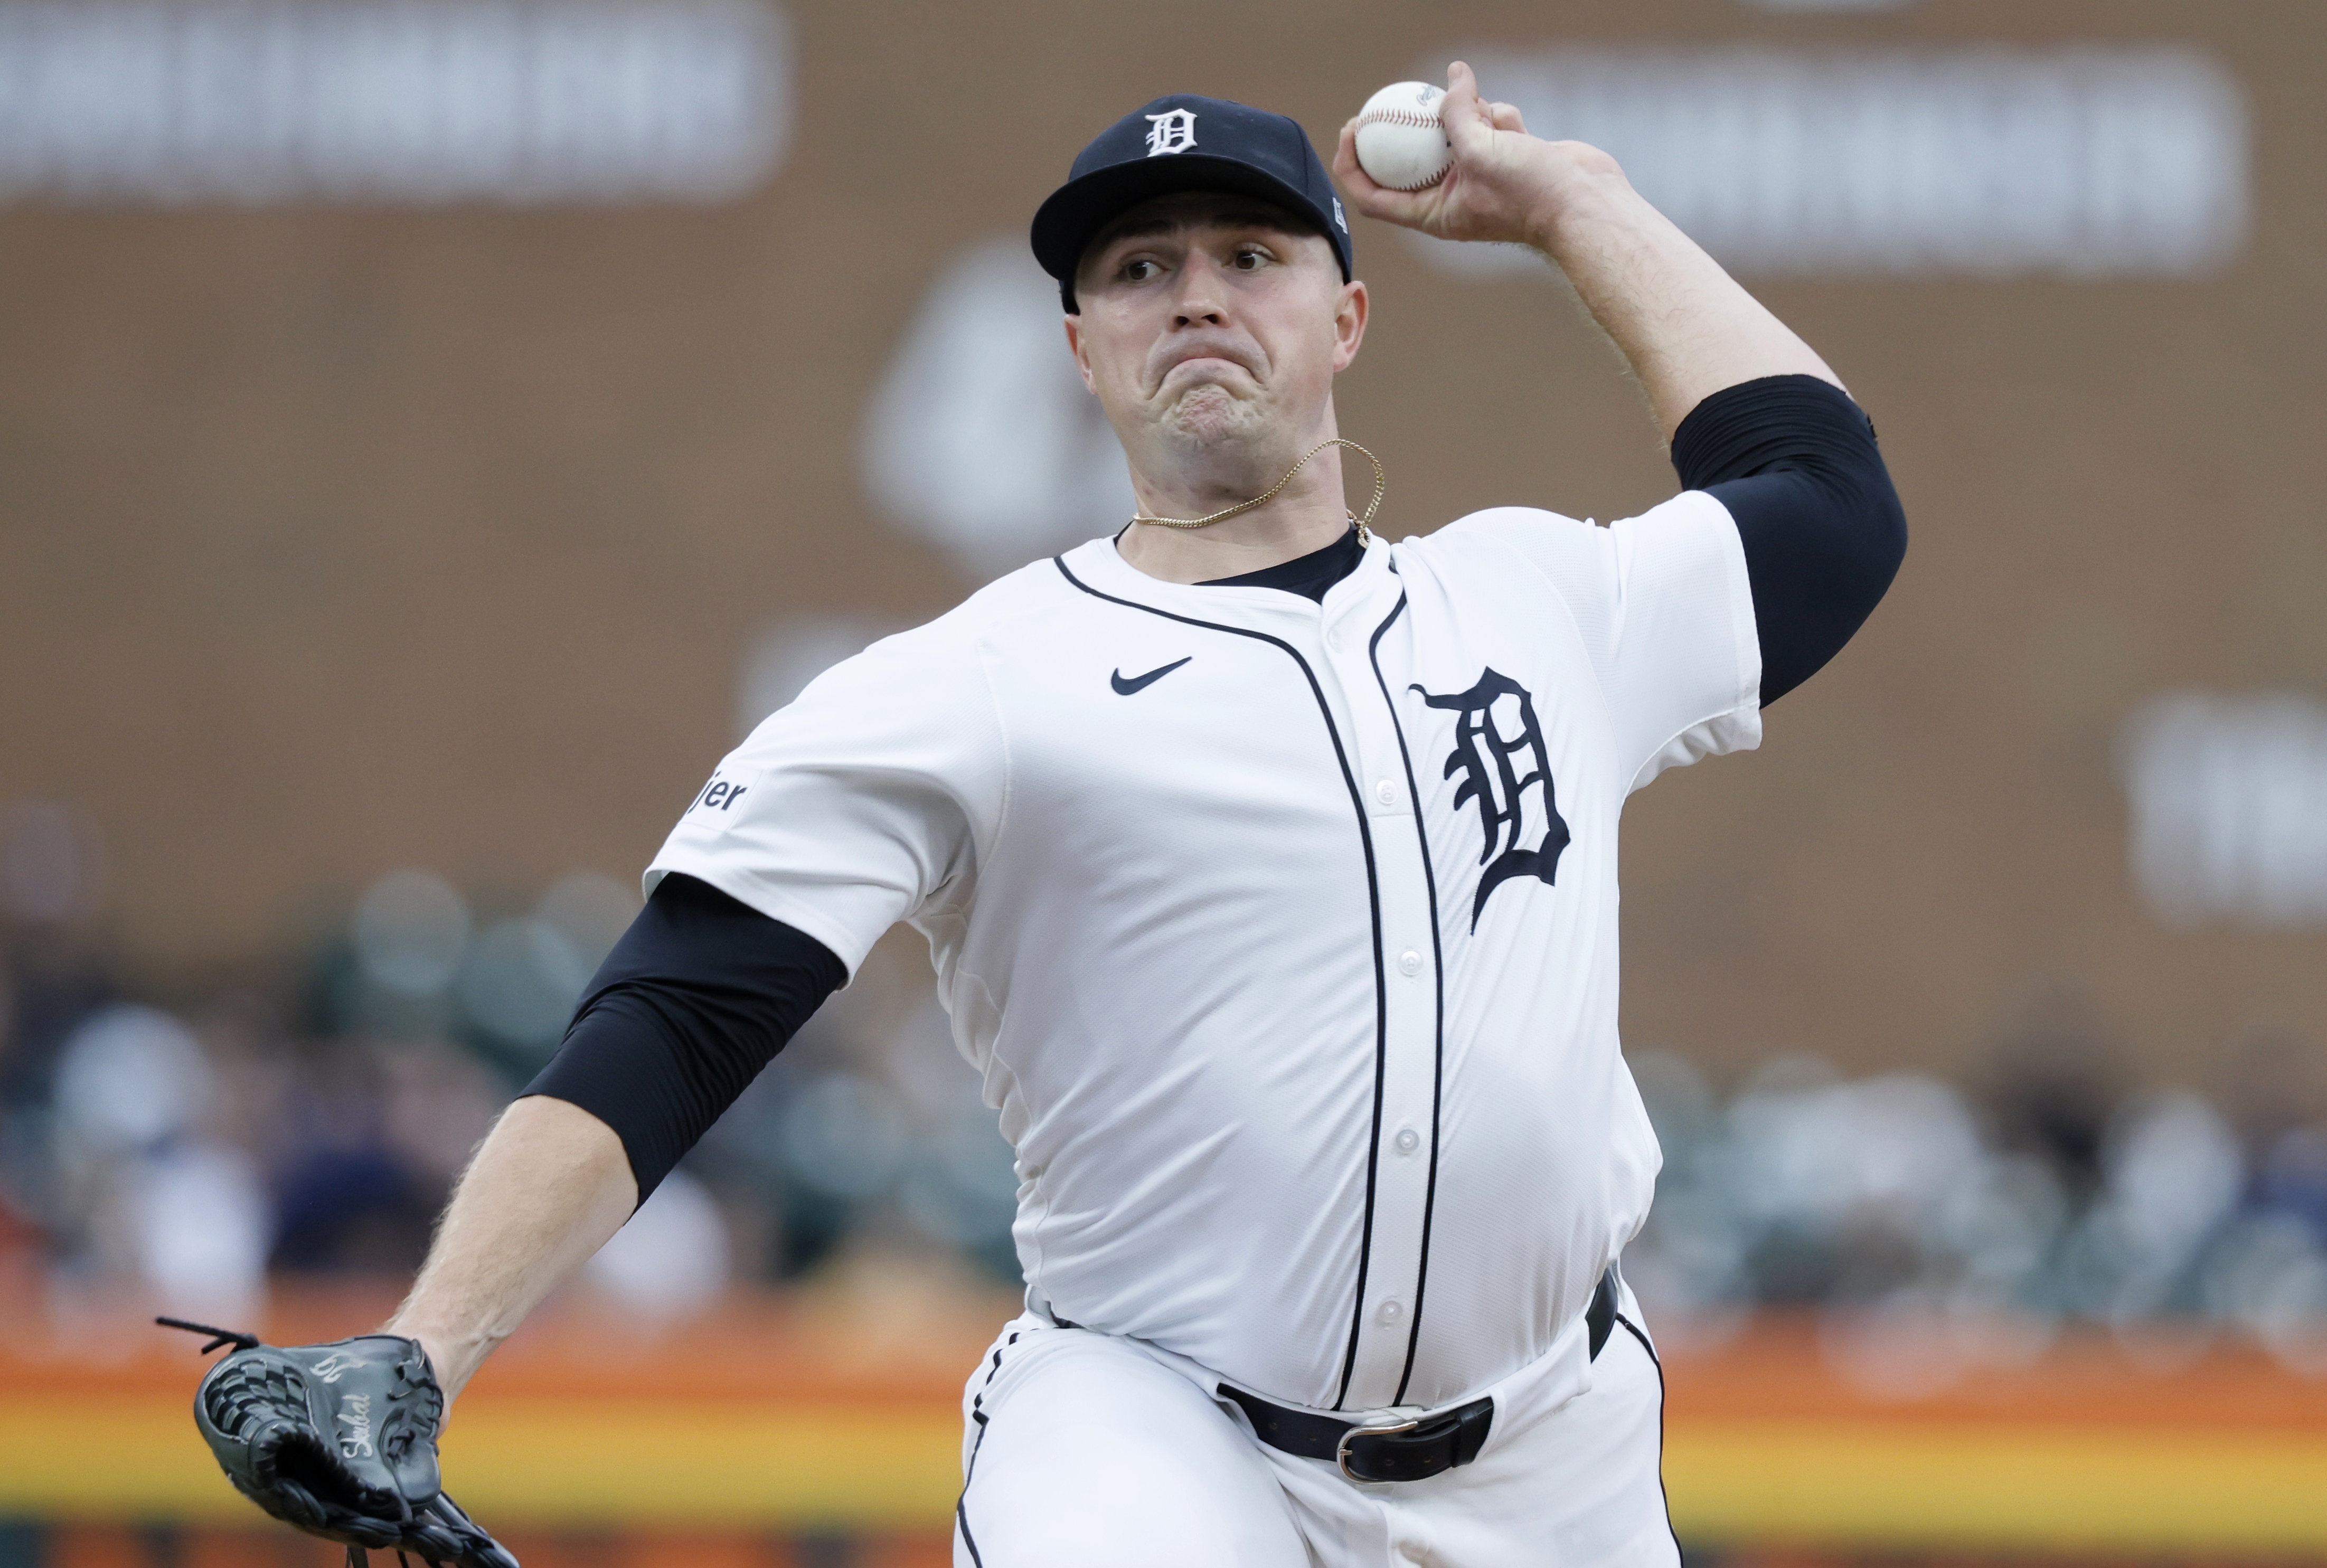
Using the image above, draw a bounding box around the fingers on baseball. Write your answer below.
[1330,122,1376,198]
[1491,101,1527,134]
[1438,63,1500,159]
[1332,121,1417,221]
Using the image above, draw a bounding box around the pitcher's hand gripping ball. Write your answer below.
[1353,81,1452,190]
[163,1318,520,1568]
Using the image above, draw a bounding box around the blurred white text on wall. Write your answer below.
[1419,46,2246,280]
[0,0,789,204]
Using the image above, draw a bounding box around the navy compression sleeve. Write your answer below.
[522,872,845,1203]
[1670,374,1908,705]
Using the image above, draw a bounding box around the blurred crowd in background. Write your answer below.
[1627,1029,2327,1385]
[0,795,1021,1331]
[3,794,2323,1384]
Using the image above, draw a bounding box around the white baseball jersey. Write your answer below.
[649,495,1760,1415]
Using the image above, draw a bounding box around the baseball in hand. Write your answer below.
[1352,81,1452,191]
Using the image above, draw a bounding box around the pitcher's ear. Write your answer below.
[1063,315,1098,394]
[1333,279,1371,371]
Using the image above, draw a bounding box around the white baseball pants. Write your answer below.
[951,1284,1682,1568]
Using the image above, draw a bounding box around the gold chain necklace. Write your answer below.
[1130,438,1385,547]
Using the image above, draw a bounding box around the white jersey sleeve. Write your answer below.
[645,616,1006,977]
[1451,490,1761,792]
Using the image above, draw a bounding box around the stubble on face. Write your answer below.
[1156,377,1263,452]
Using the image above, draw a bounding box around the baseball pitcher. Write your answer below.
[178,66,1906,1567]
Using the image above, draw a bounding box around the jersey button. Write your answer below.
[1397,949,1422,977]
[1375,1299,1405,1327]
[1394,1127,1420,1155]
[1374,779,1399,808]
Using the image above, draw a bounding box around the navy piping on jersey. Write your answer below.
[1053,553,1391,1412]
[955,1330,1018,1568]
[1367,593,1450,1408]
[1615,1312,1684,1564]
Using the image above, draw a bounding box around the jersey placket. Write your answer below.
[1319,582,1442,1413]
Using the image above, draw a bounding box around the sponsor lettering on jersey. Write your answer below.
[689,776,750,814]
[1414,668,1571,928]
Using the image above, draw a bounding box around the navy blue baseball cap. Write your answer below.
[1030,95,1354,312]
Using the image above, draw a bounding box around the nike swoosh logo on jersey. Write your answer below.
[1110,657,1192,695]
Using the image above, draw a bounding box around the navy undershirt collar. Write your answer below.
[1196,526,1364,604]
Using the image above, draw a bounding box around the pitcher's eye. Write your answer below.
[1232,248,1267,270]
[1122,258,1162,282]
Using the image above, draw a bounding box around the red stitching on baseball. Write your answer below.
[1354,107,1450,190]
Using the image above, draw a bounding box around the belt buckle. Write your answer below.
[1335,1414,1420,1482]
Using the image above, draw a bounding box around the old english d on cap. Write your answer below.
[1030,95,1354,312]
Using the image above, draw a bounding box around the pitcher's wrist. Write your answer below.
[1521,148,1635,254]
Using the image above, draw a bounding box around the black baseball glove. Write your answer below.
[162,1318,520,1568]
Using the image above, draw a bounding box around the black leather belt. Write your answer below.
[1220,1264,1621,1484]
